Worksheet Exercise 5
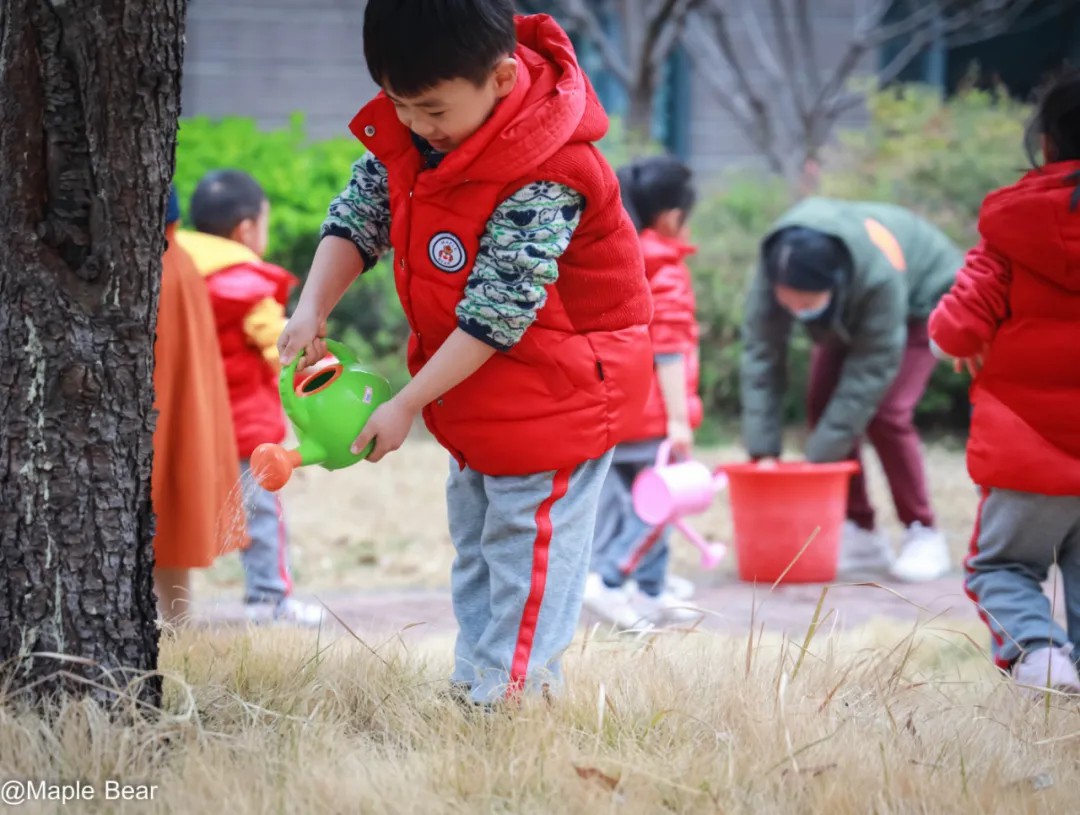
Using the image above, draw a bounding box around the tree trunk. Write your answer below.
[626,83,655,146]
[0,0,187,705]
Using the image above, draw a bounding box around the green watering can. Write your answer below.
[251,339,392,491]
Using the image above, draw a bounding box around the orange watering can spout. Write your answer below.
[251,444,303,491]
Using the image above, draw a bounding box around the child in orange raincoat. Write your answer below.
[152,188,243,623]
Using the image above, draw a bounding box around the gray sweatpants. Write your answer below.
[591,440,670,596]
[448,451,612,704]
[239,459,294,604]
[965,489,1080,668]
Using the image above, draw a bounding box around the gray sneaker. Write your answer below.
[836,521,893,580]
[1012,645,1080,694]
[890,522,950,582]
[245,597,324,628]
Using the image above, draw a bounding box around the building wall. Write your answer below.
[181,0,870,176]
[182,0,377,142]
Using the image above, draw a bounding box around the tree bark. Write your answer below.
[0,0,187,705]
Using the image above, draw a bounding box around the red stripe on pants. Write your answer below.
[962,489,1007,668]
[619,525,665,577]
[508,466,573,696]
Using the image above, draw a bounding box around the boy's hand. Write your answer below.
[666,418,693,461]
[351,396,418,463]
[278,306,328,368]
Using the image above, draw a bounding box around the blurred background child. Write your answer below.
[152,188,243,624]
[179,170,322,626]
[584,156,704,629]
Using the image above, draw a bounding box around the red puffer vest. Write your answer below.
[175,231,297,458]
[930,162,1080,494]
[625,229,703,442]
[350,14,653,475]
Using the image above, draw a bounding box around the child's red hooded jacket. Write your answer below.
[929,161,1080,494]
[175,230,298,459]
[351,14,653,476]
[624,229,703,442]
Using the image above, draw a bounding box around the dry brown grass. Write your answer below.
[2,619,1078,813]
[194,432,979,597]
[4,434,1067,813]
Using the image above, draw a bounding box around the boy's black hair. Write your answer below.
[363,0,517,96]
[616,155,696,232]
[189,170,266,238]
[763,226,850,293]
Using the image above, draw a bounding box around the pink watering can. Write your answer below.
[626,442,728,571]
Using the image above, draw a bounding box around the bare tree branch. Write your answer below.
[794,0,821,96]
[682,9,787,174]
[683,0,1064,185]
[854,0,898,35]
[877,27,939,87]
[545,0,701,135]
[739,0,784,84]
[679,18,757,130]
[868,0,945,46]
[640,0,680,82]
[646,0,703,78]
[559,0,633,86]
[829,92,867,118]
[767,0,811,121]
[944,0,1071,47]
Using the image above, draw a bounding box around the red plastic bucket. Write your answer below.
[720,461,859,584]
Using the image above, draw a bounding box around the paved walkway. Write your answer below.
[194,572,997,642]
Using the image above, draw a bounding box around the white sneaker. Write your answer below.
[665,574,696,602]
[582,574,644,629]
[1012,645,1080,694]
[837,521,893,580]
[245,597,325,628]
[631,589,703,626]
[889,522,950,583]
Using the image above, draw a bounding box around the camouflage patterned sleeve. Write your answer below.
[320,152,392,270]
[456,181,585,351]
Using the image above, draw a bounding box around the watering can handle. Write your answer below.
[323,339,358,366]
[654,440,673,469]
[280,348,307,422]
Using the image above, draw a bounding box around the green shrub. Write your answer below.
[174,114,411,388]
[688,174,792,437]
[822,83,1030,426]
[823,82,1029,246]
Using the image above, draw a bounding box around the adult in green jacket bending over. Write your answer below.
[740,198,961,583]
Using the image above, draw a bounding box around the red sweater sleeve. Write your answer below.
[648,260,697,355]
[928,240,1011,358]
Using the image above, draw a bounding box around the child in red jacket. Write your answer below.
[179,171,323,627]
[584,156,704,630]
[929,71,1080,693]
[278,2,652,705]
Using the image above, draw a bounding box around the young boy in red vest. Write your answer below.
[179,171,323,627]
[279,1,653,705]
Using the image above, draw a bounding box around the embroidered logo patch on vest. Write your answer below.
[428,232,467,273]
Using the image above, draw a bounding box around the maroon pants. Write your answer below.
[806,320,937,531]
